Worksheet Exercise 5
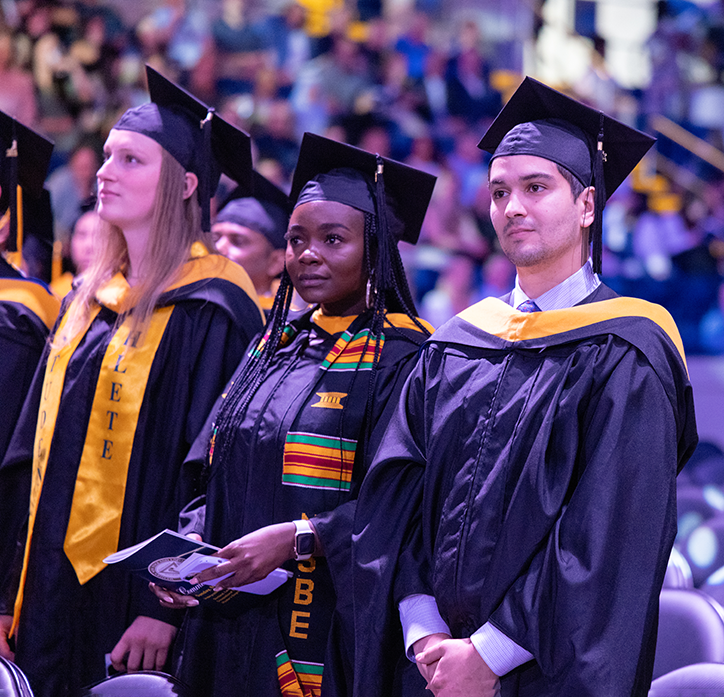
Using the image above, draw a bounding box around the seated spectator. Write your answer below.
[394,10,432,82]
[291,33,374,134]
[260,1,312,93]
[46,139,101,245]
[445,19,502,124]
[477,250,516,299]
[445,126,490,207]
[413,168,487,302]
[420,252,481,327]
[421,49,450,125]
[136,0,211,88]
[212,0,272,96]
[0,27,38,126]
[252,98,300,178]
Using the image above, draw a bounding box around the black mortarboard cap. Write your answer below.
[290,132,436,245]
[216,170,291,250]
[0,110,54,257]
[478,76,656,273]
[112,65,253,232]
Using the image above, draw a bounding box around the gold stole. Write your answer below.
[63,305,174,583]
[0,278,60,330]
[11,307,101,635]
[11,304,174,634]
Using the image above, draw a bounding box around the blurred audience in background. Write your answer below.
[0,0,723,354]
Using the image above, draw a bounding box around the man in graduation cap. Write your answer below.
[351,77,698,696]
[213,170,289,313]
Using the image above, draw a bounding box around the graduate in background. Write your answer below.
[351,77,698,696]
[50,207,100,300]
[150,133,436,697]
[213,170,293,315]
[0,110,58,476]
[0,65,264,696]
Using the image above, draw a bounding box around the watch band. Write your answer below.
[293,519,315,561]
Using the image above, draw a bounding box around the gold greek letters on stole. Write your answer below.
[11,307,101,635]
[63,305,174,584]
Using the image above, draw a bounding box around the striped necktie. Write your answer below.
[517,299,541,313]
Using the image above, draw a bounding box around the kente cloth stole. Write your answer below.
[276,650,323,697]
[281,318,385,492]
[12,305,174,633]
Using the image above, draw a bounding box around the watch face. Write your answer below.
[296,532,315,557]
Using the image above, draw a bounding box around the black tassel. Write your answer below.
[7,118,18,254]
[199,108,215,232]
[373,155,391,294]
[591,112,607,275]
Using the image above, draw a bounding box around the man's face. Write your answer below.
[489,154,592,273]
[212,221,282,293]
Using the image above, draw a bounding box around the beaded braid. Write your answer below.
[355,210,431,466]
[205,269,294,473]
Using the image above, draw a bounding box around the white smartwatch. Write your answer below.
[293,519,316,561]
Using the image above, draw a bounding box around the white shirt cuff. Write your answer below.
[398,594,451,661]
[470,622,534,676]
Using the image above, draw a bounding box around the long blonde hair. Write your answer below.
[59,147,210,344]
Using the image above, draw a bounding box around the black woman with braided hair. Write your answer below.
[150,132,437,696]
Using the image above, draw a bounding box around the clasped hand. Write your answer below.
[415,636,500,697]
[150,523,296,609]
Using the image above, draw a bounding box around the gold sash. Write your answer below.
[11,305,174,634]
[0,278,60,330]
[63,305,174,584]
[11,307,101,635]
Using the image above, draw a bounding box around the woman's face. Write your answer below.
[286,200,368,317]
[70,210,98,274]
[96,129,163,233]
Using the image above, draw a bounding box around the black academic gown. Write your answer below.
[0,253,263,697]
[173,308,429,697]
[352,284,698,697]
[0,257,59,463]
[0,258,59,606]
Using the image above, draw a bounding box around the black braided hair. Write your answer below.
[205,268,294,472]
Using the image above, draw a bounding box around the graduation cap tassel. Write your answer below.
[16,184,23,258]
[373,155,392,299]
[591,112,607,275]
[199,109,215,232]
[7,121,18,262]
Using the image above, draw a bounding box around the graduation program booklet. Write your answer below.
[103,529,292,614]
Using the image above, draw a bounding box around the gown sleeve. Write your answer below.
[347,351,435,697]
[0,335,54,615]
[130,302,254,625]
[311,329,427,697]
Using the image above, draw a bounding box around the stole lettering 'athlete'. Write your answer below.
[12,306,175,633]
[64,306,174,582]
